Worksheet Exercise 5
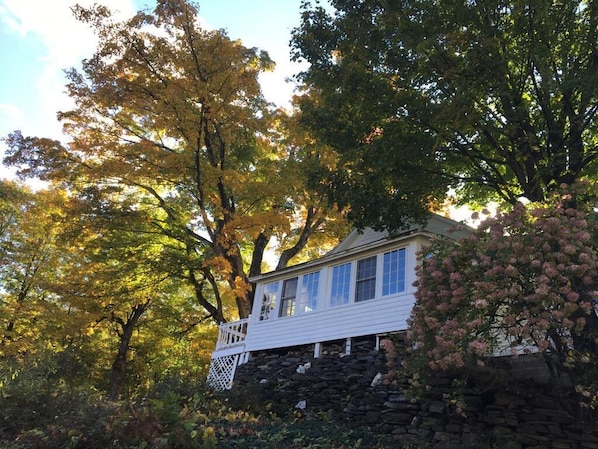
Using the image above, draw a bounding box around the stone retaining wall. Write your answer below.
[232,335,598,448]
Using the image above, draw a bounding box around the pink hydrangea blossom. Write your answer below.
[406,184,598,406]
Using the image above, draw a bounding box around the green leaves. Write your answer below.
[293,0,598,231]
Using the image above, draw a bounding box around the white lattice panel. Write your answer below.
[207,354,239,391]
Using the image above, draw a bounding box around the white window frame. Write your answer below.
[259,281,280,321]
[279,277,298,317]
[382,248,407,297]
[298,271,320,313]
[329,261,353,307]
[355,255,378,302]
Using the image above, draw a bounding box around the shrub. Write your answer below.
[407,183,598,408]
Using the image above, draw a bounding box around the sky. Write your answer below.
[0,0,306,179]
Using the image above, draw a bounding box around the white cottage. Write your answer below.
[207,213,469,390]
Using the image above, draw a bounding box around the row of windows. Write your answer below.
[258,248,407,321]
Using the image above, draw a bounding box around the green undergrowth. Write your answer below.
[0,363,415,449]
[212,414,399,449]
[0,389,406,449]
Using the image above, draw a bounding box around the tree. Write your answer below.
[292,0,598,231]
[4,0,343,322]
[0,181,73,356]
[56,189,189,399]
[407,183,598,406]
[0,183,216,399]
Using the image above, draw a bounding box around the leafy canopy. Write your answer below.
[0,181,74,356]
[292,0,598,230]
[4,0,344,321]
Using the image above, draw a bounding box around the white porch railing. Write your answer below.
[208,318,250,391]
[215,318,249,351]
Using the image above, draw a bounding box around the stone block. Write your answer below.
[484,414,506,425]
[429,400,446,414]
[551,442,573,449]
[380,411,414,424]
[383,401,419,411]
[530,394,559,409]
[433,431,452,442]
[365,411,379,423]
[519,420,558,435]
[444,423,463,433]
[495,392,527,407]
[582,435,598,444]
[516,432,550,445]
[387,393,412,403]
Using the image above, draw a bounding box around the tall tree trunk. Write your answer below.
[107,300,149,400]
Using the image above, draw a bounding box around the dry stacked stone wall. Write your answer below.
[232,335,598,448]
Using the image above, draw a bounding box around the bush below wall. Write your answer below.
[232,335,598,449]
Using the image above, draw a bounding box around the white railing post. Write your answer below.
[208,318,251,391]
[215,318,250,351]
[314,342,322,358]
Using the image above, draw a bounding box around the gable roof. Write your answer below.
[250,213,470,283]
[326,213,469,256]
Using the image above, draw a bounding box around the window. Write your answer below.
[356,255,377,301]
[383,248,406,295]
[299,271,320,313]
[330,262,351,306]
[279,278,298,317]
[260,282,279,321]
[258,247,407,319]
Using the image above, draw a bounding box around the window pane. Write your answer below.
[357,256,377,279]
[330,262,351,306]
[383,249,406,296]
[279,278,298,317]
[299,271,320,313]
[283,278,298,299]
[260,282,279,321]
[356,256,377,302]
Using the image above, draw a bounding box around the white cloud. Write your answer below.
[0,1,136,61]
[0,0,138,138]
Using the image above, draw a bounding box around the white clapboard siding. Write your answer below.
[244,235,429,353]
[244,291,416,352]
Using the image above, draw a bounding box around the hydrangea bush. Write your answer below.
[407,184,598,406]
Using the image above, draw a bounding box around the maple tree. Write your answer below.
[58,189,188,399]
[0,179,220,398]
[4,0,343,323]
[0,182,135,395]
[0,181,74,356]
